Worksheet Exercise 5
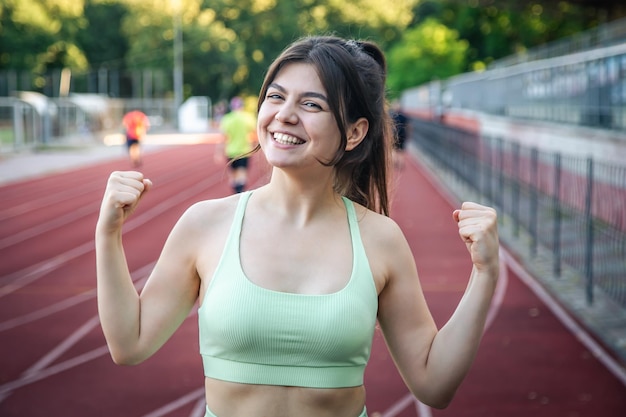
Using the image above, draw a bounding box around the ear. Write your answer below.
[345,117,369,151]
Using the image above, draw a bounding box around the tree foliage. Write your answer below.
[0,0,88,71]
[386,19,468,97]
[0,0,623,99]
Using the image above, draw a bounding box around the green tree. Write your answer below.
[201,0,308,97]
[77,1,130,69]
[1,0,623,99]
[180,10,243,100]
[0,0,88,73]
[199,0,418,97]
[386,19,468,97]
[412,0,622,70]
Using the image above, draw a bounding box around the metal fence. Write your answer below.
[403,39,626,133]
[490,16,626,69]
[0,96,177,152]
[410,118,626,308]
[0,68,170,99]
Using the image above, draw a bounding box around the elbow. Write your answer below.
[424,396,453,410]
[108,347,146,366]
[413,387,457,410]
[110,355,140,367]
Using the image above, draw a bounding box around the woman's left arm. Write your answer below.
[377,202,499,409]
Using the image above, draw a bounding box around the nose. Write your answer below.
[274,102,298,124]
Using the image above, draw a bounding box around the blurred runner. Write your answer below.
[217,97,257,193]
[122,110,150,167]
[390,101,409,170]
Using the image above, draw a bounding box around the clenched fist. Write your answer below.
[453,202,499,274]
[97,171,152,235]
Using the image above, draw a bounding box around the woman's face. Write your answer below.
[257,63,343,171]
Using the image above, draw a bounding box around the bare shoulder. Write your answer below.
[180,194,241,227]
[166,194,242,274]
[351,203,414,290]
[352,203,406,247]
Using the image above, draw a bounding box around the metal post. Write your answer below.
[173,0,183,130]
[530,148,539,257]
[497,137,504,219]
[512,143,520,237]
[553,153,562,277]
[484,136,492,203]
[584,157,594,304]
[110,69,120,98]
[12,99,24,150]
[42,98,52,145]
[98,68,108,95]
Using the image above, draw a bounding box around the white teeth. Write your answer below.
[273,132,304,145]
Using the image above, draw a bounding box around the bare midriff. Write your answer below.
[204,377,366,417]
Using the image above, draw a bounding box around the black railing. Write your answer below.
[410,118,626,308]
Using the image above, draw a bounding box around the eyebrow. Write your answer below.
[268,82,329,103]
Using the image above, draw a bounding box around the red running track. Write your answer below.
[0,144,624,417]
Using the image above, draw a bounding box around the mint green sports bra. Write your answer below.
[198,191,378,388]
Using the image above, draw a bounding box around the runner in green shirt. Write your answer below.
[218,96,257,193]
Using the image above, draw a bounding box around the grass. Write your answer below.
[0,126,14,146]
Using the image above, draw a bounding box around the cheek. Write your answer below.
[312,121,342,146]
[257,103,274,129]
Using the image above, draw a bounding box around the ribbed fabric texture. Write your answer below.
[198,191,378,388]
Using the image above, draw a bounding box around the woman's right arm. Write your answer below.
[95,171,200,365]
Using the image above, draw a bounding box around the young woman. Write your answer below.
[96,36,499,417]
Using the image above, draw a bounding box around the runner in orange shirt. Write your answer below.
[122,110,150,167]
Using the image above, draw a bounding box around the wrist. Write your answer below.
[95,222,123,242]
[473,259,499,279]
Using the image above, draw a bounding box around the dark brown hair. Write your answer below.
[257,35,393,216]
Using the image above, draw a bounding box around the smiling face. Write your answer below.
[257,63,345,171]
[253,36,391,214]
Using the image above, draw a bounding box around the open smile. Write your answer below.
[273,132,306,145]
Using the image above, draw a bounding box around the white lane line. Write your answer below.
[0,267,153,404]
[410,148,626,386]
[20,269,151,377]
[0,345,111,396]
[415,400,433,417]
[501,249,626,387]
[0,171,222,298]
[189,397,208,417]
[0,262,155,332]
[0,180,101,221]
[22,315,101,378]
[379,156,509,417]
[0,300,199,401]
[0,155,229,408]
[381,393,414,417]
[139,388,205,417]
[380,257,508,417]
[111,172,268,417]
[0,288,94,332]
[0,241,94,298]
[0,144,208,221]
[0,158,215,246]
[0,201,99,249]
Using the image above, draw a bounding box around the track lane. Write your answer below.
[404,154,626,417]
[0,144,624,416]
[0,145,243,415]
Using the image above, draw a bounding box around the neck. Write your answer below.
[255,169,342,226]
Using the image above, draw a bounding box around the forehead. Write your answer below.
[271,63,326,94]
